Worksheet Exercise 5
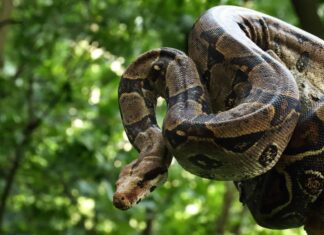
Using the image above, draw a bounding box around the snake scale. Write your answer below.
[113,6,324,229]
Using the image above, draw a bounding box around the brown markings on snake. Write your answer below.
[241,88,300,126]
[316,105,324,121]
[200,27,225,45]
[164,128,188,148]
[164,120,216,148]
[258,17,270,50]
[290,30,311,44]
[120,78,157,111]
[230,55,264,73]
[207,46,225,69]
[119,78,143,94]
[124,115,157,144]
[119,93,151,125]
[286,113,324,155]
[296,52,310,72]
[242,17,257,45]
[253,90,300,126]
[299,172,324,196]
[200,29,226,69]
[167,86,209,113]
[273,35,282,57]
[225,70,252,109]
[137,166,168,188]
[215,131,265,153]
[225,92,237,109]
[202,70,211,89]
[309,93,320,102]
[188,154,223,170]
[238,17,270,50]
[238,22,250,38]
[258,144,278,167]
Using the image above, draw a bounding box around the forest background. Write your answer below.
[1,0,323,234]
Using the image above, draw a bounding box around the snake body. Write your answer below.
[113,6,324,229]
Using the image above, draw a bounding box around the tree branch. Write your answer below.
[0,81,70,233]
[0,18,21,28]
[231,206,248,235]
[142,208,155,235]
[215,182,235,235]
[291,0,324,39]
[0,0,13,67]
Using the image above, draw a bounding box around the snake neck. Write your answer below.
[115,48,199,210]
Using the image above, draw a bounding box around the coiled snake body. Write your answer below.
[113,6,324,229]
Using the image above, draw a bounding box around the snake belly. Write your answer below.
[113,5,324,229]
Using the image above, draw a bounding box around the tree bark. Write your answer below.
[0,0,13,67]
[291,0,324,39]
[231,206,248,235]
[215,182,235,235]
[142,208,154,235]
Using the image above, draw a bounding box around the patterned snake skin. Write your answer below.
[113,6,324,229]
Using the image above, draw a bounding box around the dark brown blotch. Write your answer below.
[273,36,282,57]
[137,180,145,188]
[299,173,324,196]
[189,154,223,170]
[215,131,265,153]
[309,93,320,102]
[258,144,278,167]
[225,91,237,109]
[296,51,310,72]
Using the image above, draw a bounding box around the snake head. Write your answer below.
[113,155,170,210]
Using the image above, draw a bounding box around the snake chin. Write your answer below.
[113,158,168,210]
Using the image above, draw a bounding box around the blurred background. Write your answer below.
[1,0,323,234]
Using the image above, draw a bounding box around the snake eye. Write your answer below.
[152,61,164,72]
[151,62,166,79]
[153,64,161,71]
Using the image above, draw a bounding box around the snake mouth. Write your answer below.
[113,173,168,210]
[113,181,160,210]
[113,147,171,210]
[113,192,133,210]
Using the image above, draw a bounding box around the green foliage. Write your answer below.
[0,0,309,234]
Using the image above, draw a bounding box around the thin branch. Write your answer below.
[62,180,98,235]
[0,81,70,233]
[0,19,21,28]
[142,208,155,235]
[215,182,235,235]
[231,206,248,235]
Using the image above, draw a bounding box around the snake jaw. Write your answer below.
[113,157,169,210]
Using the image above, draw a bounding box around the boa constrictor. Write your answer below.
[113,6,324,229]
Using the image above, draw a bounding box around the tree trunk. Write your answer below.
[215,182,236,235]
[291,0,324,39]
[142,208,154,235]
[0,0,13,67]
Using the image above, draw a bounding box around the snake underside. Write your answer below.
[113,6,324,229]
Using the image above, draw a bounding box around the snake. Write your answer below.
[113,6,324,229]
